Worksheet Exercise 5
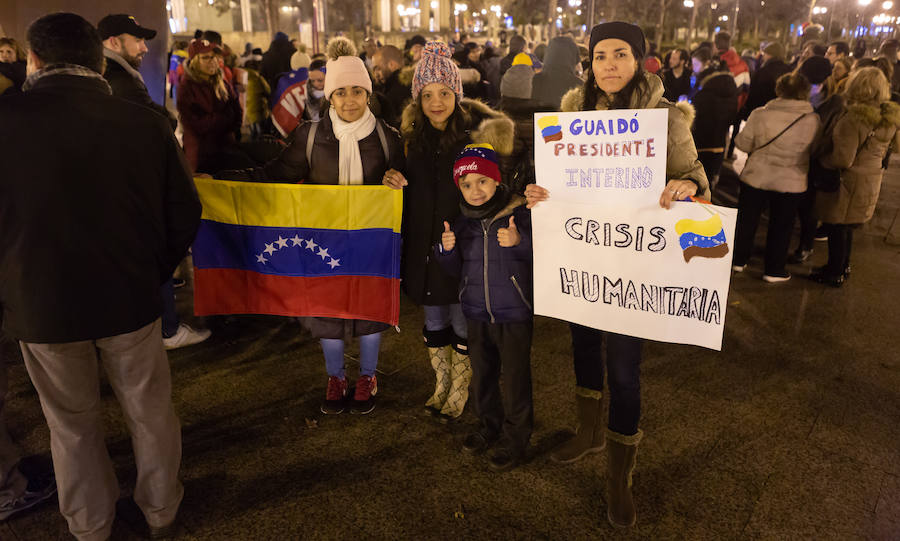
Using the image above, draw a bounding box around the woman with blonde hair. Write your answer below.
[0,37,26,95]
[812,67,900,286]
[177,39,250,172]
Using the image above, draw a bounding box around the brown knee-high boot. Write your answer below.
[550,388,605,463]
[606,428,643,528]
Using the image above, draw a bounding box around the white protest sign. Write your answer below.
[533,110,736,351]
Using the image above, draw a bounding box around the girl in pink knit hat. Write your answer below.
[382,41,517,428]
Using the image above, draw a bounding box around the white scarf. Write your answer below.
[329,106,377,185]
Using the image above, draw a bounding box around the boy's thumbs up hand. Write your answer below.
[441,220,456,252]
[497,215,521,247]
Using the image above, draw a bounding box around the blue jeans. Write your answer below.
[160,278,179,338]
[423,304,467,338]
[569,323,643,436]
[321,332,382,379]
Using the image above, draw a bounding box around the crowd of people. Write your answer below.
[1,10,898,540]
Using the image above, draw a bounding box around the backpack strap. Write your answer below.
[305,121,319,166]
[375,120,390,164]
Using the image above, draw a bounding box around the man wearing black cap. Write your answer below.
[98,13,175,128]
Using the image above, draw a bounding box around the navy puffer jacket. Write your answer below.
[435,194,533,323]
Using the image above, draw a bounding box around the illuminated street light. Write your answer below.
[431,1,439,8]
[684,0,694,7]
[557,6,563,12]
[720,14,729,20]
[576,8,582,14]
[859,0,872,6]
[883,0,893,8]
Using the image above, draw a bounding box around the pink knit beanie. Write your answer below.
[412,41,462,103]
[324,37,372,99]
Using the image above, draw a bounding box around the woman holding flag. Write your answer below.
[218,37,404,415]
[524,22,709,528]
[381,42,515,424]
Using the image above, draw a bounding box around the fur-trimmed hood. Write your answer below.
[397,64,416,87]
[847,101,900,129]
[559,72,696,127]
[400,97,515,156]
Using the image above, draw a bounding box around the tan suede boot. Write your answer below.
[439,348,471,418]
[606,428,643,528]
[424,345,453,411]
[550,389,605,463]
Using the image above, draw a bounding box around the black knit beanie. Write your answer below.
[588,22,646,58]
[798,55,832,85]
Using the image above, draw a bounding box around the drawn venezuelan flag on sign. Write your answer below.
[675,213,729,262]
[192,178,402,325]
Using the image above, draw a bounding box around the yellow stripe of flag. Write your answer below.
[195,178,403,232]
[675,214,723,237]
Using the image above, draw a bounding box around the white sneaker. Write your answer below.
[762,273,791,283]
[162,324,211,350]
[732,264,745,272]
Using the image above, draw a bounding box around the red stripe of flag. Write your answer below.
[194,268,400,326]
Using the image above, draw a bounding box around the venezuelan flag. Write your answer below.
[675,214,729,262]
[537,115,563,143]
[192,178,402,325]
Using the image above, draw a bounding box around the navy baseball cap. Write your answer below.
[97,14,157,40]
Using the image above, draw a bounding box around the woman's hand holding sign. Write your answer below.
[441,221,456,252]
[497,216,521,247]
[524,184,550,209]
[658,179,698,209]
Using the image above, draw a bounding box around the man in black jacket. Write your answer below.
[0,13,200,540]
[99,13,210,350]
[98,13,176,129]
[740,41,792,120]
[372,45,410,130]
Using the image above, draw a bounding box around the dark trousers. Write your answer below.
[698,151,725,192]
[161,278,179,338]
[468,318,534,453]
[733,182,803,275]
[823,223,855,275]
[570,323,642,436]
[795,186,818,252]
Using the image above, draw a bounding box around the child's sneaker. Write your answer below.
[320,376,349,415]
[350,375,378,415]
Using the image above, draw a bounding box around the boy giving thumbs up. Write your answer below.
[435,143,535,473]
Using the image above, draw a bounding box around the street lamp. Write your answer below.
[883,0,893,8]
[684,0,694,7]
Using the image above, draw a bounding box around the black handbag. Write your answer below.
[809,155,841,192]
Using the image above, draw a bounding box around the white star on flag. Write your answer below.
[275,236,289,249]
[327,258,341,269]
[317,247,330,260]
[306,239,318,251]
[264,243,277,255]
[290,234,303,246]
[256,254,268,264]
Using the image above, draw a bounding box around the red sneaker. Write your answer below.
[350,375,378,415]
[320,376,348,415]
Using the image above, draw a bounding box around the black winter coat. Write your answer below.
[691,71,738,151]
[374,69,411,130]
[662,68,693,102]
[399,98,515,307]
[0,74,200,343]
[435,195,532,323]
[499,96,539,193]
[220,113,404,184]
[741,58,792,120]
[104,53,177,129]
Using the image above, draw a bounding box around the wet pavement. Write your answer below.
[2,155,899,540]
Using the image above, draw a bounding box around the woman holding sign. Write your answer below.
[525,22,709,528]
